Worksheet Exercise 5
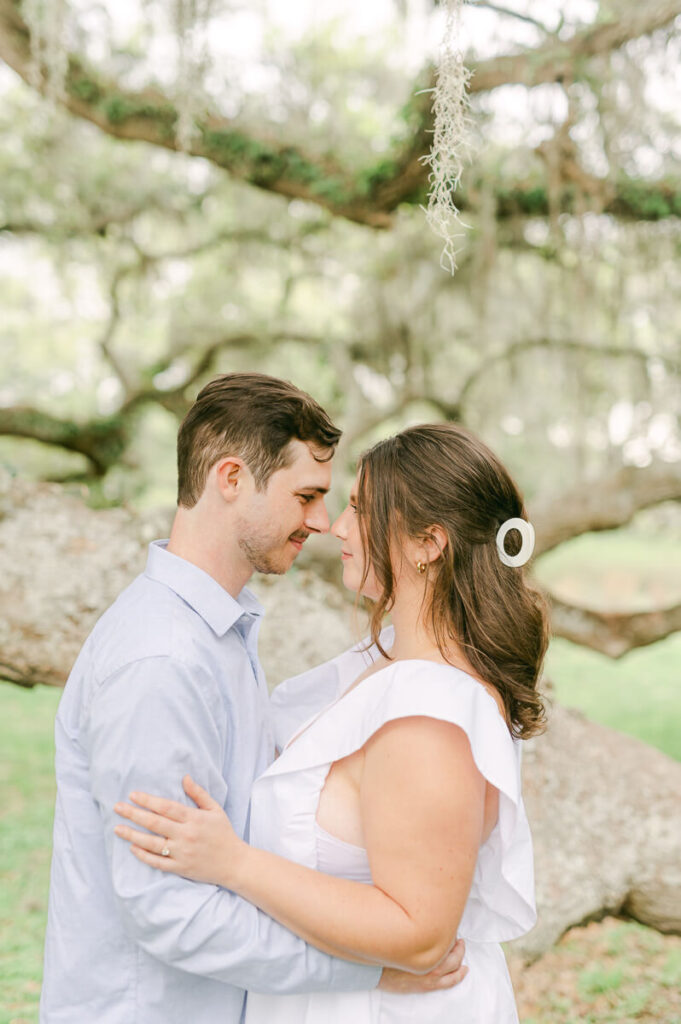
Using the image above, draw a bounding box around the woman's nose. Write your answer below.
[331,509,348,539]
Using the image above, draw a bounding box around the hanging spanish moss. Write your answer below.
[421,0,472,274]
[22,0,69,104]
[172,0,216,151]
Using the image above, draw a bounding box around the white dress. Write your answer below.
[246,633,536,1024]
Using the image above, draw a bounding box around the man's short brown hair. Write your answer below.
[176,373,342,507]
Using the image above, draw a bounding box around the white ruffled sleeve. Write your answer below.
[267,658,536,942]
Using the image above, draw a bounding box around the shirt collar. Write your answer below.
[144,540,264,637]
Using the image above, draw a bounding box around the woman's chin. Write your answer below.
[341,570,380,603]
[340,567,361,594]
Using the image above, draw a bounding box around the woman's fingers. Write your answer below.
[113,801,178,838]
[127,790,190,823]
[114,824,168,855]
[129,844,181,874]
[182,775,219,811]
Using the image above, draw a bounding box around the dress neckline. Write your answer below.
[313,820,367,853]
[283,656,499,753]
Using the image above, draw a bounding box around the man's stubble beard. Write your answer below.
[236,514,294,576]
[238,533,291,575]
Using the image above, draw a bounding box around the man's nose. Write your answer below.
[304,500,330,535]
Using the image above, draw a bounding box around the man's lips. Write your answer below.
[289,536,307,550]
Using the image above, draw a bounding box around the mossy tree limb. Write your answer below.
[1,0,680,227]
[549,596,681,658]
[531,462,681,557]
[0,407,129,476]
[0,330,334,477]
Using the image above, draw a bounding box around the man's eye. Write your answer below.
[299,494,314,504]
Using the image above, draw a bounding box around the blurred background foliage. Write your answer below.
[0,0,679,507]
[1,0,680,729]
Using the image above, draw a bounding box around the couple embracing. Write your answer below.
[41,372,547,1023]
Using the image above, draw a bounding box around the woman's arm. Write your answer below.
[115,716,485,972]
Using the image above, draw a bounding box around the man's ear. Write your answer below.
[213,457,247,503]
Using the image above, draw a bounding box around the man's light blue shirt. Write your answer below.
[40,541,380,1023]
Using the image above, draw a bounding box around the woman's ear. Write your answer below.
[423,525,448,564]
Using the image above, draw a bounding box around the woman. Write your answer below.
[114,423,548,1023]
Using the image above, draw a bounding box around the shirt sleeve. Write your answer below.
[86,656,381,994]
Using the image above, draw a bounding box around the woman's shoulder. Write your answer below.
[362,658,520,801]
[269,647,521,806]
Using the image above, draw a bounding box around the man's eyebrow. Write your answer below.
[295,485,329,495]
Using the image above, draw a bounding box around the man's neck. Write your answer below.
[167,513,252,598]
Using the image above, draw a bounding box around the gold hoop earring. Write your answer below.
[416,560,427,574]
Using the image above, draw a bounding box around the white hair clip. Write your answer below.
[496,518,535,568]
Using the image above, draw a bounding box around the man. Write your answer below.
[41,373,465,1023]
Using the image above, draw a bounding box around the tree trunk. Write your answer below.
[1,470,679,952]
[512,703,681,958]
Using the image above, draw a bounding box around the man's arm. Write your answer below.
[86,656,381,994]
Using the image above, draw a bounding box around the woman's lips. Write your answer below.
[341,551,352,561]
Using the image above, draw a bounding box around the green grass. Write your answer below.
[545,634,681,761]
[535,529,681,762]
[0,684,60,1024]
[515,918,681,1023]
[534,530,681,613]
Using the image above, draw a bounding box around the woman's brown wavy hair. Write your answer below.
[356,423,549,739]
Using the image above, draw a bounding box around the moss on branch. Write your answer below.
[489,177,681,222]
[0,407,129,476]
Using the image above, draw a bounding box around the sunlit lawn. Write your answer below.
[0,684,59,1024]
[546,634,681,760]
[535,529,681,761]
[510,918,681,1023]
[2,527,680,1021]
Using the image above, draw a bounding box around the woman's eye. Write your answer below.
[350,503,358,513]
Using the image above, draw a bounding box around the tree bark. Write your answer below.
[512,703,681,959]
[531,462,681,556]
[549,595,681,658]
[0,407,129,476]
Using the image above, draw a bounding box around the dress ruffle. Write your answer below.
[264,646,535,942]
